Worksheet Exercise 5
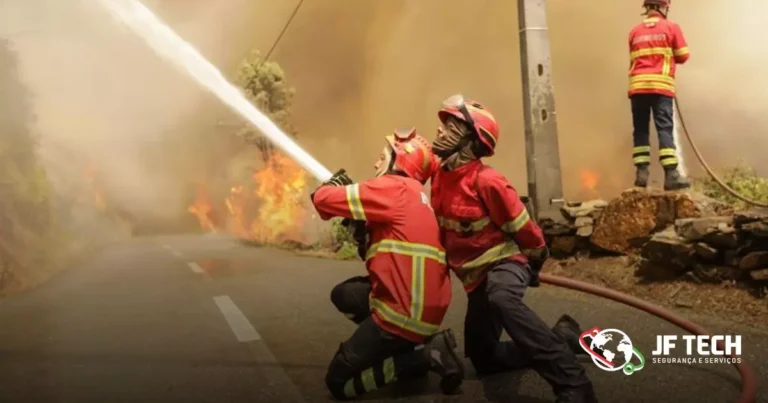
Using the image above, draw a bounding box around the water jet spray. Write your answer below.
[95,0,333,182]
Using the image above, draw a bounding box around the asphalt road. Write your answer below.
[0,234,766,403]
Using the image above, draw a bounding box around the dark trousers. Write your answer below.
[325,276,430,400]
[630,94,679,169]
[464,261,590,394]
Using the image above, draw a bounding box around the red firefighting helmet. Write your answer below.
[385,127,436,184]
[437,94,500,157]
[643,0,670,6]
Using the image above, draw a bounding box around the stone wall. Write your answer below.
[538,188,767,289]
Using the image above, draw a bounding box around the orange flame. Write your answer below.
[580,170,599,193]
[249,152,308,243]
[189,152,308,244]
[188,184,219,232]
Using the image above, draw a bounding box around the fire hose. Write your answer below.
[539,273,757,403]
[674,97,768,208]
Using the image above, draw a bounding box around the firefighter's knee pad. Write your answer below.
[325,343,356,400]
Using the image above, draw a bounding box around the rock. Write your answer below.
[694,242,720,261]
[591,189,711,254]
[734,209,768,226]
[550,236,578,257]
[692,264,723,284]
[576,225,594,237]
[540,217,576,236]
[741,221,768,237]
[574,216,594,227]
[723,250,741,267]
[675,216,733,241]
[738,251,768,270]
[702,228,740,249]
[750,269,768,281]
[641,227,695,272]
[561,199,608,219]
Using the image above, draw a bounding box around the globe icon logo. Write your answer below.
[580,328,645,375]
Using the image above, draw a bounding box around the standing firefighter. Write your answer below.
[311,128,464,400]
[430,95,597,403]
[629,0,691,190]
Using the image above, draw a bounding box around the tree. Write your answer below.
[235,50,297,162]
[0,38,53,288]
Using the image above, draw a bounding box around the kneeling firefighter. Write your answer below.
[429,95,598,403]
[311,128,464,399]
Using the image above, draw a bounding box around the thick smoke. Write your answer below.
[2,0,766,227]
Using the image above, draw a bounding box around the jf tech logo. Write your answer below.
[579,327,646,375]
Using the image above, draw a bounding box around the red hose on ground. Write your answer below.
[539,273,758,403]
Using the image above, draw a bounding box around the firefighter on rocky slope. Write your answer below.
[429,94,598,403]
[311,128,464,400]
[628,0,691,190]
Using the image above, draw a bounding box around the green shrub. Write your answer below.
[694,164,768,209]
[330,218,360,260]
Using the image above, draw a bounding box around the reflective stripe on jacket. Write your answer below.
[628,12,690,97]
[431,161,546,293]
[312,175,452,343]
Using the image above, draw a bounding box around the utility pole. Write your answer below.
[517,0,564,221]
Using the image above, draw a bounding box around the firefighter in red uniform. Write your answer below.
[628,0,691,190]
[311,128,464,400]
[430,95,597,403]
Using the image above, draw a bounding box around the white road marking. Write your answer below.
[212,296,305,402]
[187,262,204,274]
[171,249,183,257]
[162,244,172,249]
[213,295,261,342]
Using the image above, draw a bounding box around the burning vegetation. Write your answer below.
[188,151,310,244]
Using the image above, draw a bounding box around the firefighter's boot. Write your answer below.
[663,168,691,191]
[552,314,587,356]
[556,382,599,403]
[634,165,649,188]
[423,329,464,394]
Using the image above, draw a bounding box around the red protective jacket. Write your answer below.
[628,11,690,98]
[312,175,452,343]
[431,161,546,293]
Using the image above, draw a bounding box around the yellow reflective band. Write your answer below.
[361,367,377,392]
[630,82,676,93]
[382,357,397,383]
[674,47,689,56]
[345,184,367,221]
[501,209,530,233]
[634,156,651,164]
[660,157,679,166]
[410,256,426,322]
[371,298,439,336]
[630,47,672,60]
[633,146,651,153]
[366,239,445,263]
[343,379,356,397]
[460,241,521,270]
[659,148,677,157]
[630,74,675,85]
[662,54,671,77]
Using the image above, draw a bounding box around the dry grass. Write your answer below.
[544,256,768,329]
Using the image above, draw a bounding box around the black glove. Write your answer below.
[322,169,353,187]
[311,169,353,202]
[342,218,368,260]
[526,246,550,287]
